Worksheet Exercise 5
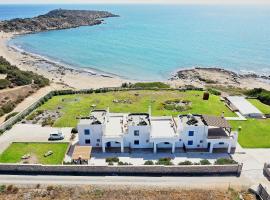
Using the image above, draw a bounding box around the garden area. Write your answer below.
[27,90,235,127]
[0,142,69,165]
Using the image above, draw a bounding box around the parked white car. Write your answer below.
[48,131,65,141]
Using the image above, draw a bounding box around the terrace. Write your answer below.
[150,117,178,153]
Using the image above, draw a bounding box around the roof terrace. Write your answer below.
[127,113,150,126]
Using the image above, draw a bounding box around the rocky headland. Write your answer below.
[0,9,118,33]
[168,67,270,91]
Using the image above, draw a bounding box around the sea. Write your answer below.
[1,4,270,80]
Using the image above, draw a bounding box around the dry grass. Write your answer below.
[0,185,256,200]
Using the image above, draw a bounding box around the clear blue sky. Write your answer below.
[0,0,269,4]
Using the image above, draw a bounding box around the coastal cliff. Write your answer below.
[0,9,118,33]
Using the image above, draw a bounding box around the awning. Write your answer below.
[202,115,231,129]
[72,146,92,160]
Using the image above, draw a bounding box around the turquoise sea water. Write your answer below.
[2,4,270,80]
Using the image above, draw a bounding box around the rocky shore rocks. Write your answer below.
[0,9,119,33]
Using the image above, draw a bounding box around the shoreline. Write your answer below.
[0,31,128,89]
[1,31,270,91]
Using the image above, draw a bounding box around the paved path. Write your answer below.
[0,175,251,189]
[0,124,71,153]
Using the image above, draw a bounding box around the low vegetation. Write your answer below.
[155,157,173,165]
[4,112,19,121]
[0,56,49,89]
[122,82,170,89]
[33,90,235,127]
[0,142,69,165]
[246,88,270,106]
[0,184,255,200]
[214,158,238,165]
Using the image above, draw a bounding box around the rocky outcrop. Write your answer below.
[0,9,118,33]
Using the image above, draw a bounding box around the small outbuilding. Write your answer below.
[225,96,264,118]
[72,146,92,164]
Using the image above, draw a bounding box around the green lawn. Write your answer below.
[230,119,270,148]
[36,90,235,127]
[0,142,69,165]
[248,99,270,114]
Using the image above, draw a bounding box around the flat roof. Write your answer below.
[104,114,126,137]
[150,117,177,138]
[226,96,263,115]
[72,146,92,160]
[179,115,205,126]
[78,110,107,125]
[127,113,150,126]
[208,128,230,139]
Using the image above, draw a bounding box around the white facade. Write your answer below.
[77,110,238,154]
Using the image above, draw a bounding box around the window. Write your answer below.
[219,142,225,145]
[146,140,149,143]
[188,131,194,136]
[134,130,139,136]
[200,140,203,143]
[197,145,200,147]
[97,139,100,142]
[96,143,99,147]
[188,140,193,146]
[84,129,90,135]
[164,142,170,145]
[85,139,90,144]
[134,140,140,145]
[179,139,182,142]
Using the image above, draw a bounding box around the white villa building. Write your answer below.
[77,109,238,154]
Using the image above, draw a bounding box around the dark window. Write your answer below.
[146,140,149,143]
[85,139,90,144]
[134,130,139,136]
[219,142,225,145]
[188,131,194,136]
[84,129,90,135]
[197,145,200,147]
[164,142,170,145]
[96,143,99,147]
[188,140,193,145]
[200,140,203,143]
[97,139,100,142]
[179,139,182,142]
[134,140,139,145]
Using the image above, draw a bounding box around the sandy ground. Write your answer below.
[0,31,127,90]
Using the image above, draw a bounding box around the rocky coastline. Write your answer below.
[0,9,118,33]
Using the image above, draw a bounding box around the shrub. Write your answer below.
[208,88,221,96]
[0,79,11,89]
[199,159,211,165]
[131,82,170,89]
[144,160,154,165]
[0,185,6,193]
[0,108,4,117]
[214,158,237,165]
[71,127,78,134]
[178,160,193,165]
[155,157,173,165]
[105,157,119,163]
[4,112,19,121]
[118,161,131,165]
[1,101,15,113]
[246,88,270,105]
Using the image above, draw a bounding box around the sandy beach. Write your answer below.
[0,31,128,90]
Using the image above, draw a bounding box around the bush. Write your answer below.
[0,108,4,117]
[144,160,154,165]
[71,127,78,134]
[155,157,173,165]
[214,158,237,165]
[131,82,170,89]
[0,185,6,193]
[118,161,131,165]
[246,88,270,105]
[4,112,19,121]
[208,88,221,96]
[0,79,11,89]
[105,157,119,163]
[199,159,211,165]
[1,101,15,113]
[178,160,193,165]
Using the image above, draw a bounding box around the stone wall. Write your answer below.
[0,163,242,176]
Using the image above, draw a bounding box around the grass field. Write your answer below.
[248,99,270,114]
[0,142,69,165]
[36,90,235,127]
[230,119,270,148]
